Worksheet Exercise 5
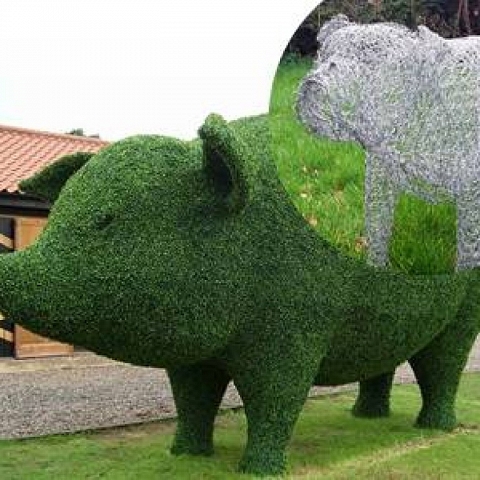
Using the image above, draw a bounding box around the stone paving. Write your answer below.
[0,336,478,439]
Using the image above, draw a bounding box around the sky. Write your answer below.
[0,0,320,141]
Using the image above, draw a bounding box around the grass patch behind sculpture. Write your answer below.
[270,58,457,274]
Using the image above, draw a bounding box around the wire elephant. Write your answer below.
[297,15,480,270]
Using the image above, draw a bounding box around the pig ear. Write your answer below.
[19,151,94,204]
[199,114,257,213]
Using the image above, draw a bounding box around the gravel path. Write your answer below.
[0,336,478,439]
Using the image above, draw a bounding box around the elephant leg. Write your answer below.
[456,194,480,270]
[352,370,395,418]
[409,316,478,430]
[231,335,325,475]
[168,362,230,456]
[365,152,398,268]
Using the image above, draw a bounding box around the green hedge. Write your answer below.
[284,0,479,59]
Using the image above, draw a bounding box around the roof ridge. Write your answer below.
[0,124,109,144]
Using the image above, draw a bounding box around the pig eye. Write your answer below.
[329,61,337,70]
[94,212,115,230]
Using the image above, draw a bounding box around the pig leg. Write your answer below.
[365,152,398,268]
[456,191,480,270]
[352,370,395,418]
[168,363,230,456]
[408,306,478,430]
[231,337,325,475]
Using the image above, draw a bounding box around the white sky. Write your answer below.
[0,0,320,141]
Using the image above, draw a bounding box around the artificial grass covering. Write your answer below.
[0,114,477,475]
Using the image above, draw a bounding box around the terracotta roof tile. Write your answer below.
[0,124,109,193]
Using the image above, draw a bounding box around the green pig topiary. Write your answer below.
[1,114,478,475]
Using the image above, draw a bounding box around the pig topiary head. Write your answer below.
[1,114,326,367]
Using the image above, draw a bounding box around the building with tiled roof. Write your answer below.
[0,124,108,216]
[0,124,108,193]
[0,124,109,359]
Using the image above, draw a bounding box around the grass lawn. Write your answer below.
[270,58,457,274]
[0,374,478,479]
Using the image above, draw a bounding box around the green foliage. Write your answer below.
[1,113,478,475]
[19,151,94,203]
[66,128,86,136]
[66,128,101,139]
[284,0,480,60]
[284,1,416,58]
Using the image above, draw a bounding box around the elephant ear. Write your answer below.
[317,14,351,47]
[19,151,94,204]
[199,114,258,213]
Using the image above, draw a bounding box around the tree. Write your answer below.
[66,128,100,139]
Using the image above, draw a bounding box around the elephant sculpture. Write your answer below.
[0,114,477,475]
[297,15,480,270]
